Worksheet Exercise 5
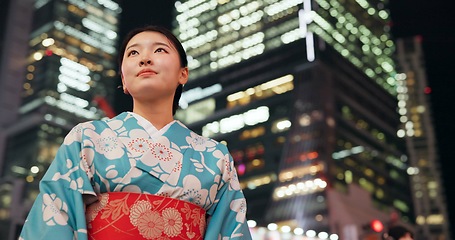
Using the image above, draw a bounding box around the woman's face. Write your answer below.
[121,31,188,102]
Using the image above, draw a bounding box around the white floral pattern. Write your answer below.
[150,142,173,161]
[19,112,252,240]
[42,193,69,226]
[185,132,216,151]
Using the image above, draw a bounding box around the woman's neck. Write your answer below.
[132,102,174,130]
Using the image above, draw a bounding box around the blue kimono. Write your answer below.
[19,112,252,239]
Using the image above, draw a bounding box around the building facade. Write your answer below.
[396,36,451,240]
[0,0,121,239]
[172,0,416,239]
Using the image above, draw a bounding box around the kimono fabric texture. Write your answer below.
[19,112,252,240]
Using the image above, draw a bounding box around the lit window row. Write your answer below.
[273,178,327,200]
[249,223,339,240]
[239,173,276,190]
[54,20,116,54]
[416,214,445,225]
[227,74,294,108]
[202,106,269,137]
[279,162,324,182]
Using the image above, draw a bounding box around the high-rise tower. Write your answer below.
[0,0,121,239]
[396,36,451,240]
[172,0,418,239]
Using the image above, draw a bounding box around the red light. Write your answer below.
[424,86,432,94]
[45,49,53,56]
[237,164,246,176]
[370,220,384,232]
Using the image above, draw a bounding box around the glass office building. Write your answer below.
[395,36,451,240]
[0,0,121,239]
[172,0,418,239]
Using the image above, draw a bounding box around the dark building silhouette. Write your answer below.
[171,0,418,239]
[0,0,121,239]
[395,36,451,240]
[0,0,450,239]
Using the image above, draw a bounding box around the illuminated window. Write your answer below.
[239,126,266,140]
[227,74,294,108]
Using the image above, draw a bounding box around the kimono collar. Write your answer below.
[127,112,176,140]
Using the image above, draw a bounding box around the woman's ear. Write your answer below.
[120,73,129,94]
[179,67,189,85]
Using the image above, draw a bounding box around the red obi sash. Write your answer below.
[86,192,206,239]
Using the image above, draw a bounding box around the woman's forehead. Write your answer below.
[127,31,175,49]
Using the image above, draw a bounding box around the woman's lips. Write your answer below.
[137,69,157,76]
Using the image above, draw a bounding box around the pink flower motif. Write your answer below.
[150,142,173,162]
[162,208,183,237]
[137,211,164,239]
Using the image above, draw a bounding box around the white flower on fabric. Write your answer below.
[129,200,152,226]
[42,193,69,226]
[182,175,209,207]
[150,142,173,162]
[162,208,183,237]
[69,177,84,191]
[125,129,151,157]
[86,128,124,160]
[128,138,150,154]
[230,198,247,223]
[228,161,241,191]
[80,149,95,179]
[229,176,241,191]
[185,132,216,152]
[63,124,85,145]
[141,137,182,184]
[106,119,124,131]
[215,152,232,183]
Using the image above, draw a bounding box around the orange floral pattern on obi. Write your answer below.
[86,192,206,239]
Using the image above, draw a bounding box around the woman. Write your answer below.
[19,25,252,240]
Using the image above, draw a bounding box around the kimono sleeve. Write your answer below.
[204,145,252,240]
[19,124,96,240]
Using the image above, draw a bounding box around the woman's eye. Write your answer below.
[155,48,167,53]
[127,50,138,56]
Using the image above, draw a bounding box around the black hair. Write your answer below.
[118,25,187,115]
[384,225,413,240]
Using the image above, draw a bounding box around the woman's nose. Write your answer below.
[139,59,152,66]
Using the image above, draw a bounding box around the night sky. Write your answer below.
[389,0,455,232]
[117,0,455,231]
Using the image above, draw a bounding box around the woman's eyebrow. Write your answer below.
[126,43,139,51]
[126,41,171,51]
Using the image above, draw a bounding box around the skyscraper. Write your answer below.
[172,0,418,239]
[396,36,451,240]
[0,0,121,239]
